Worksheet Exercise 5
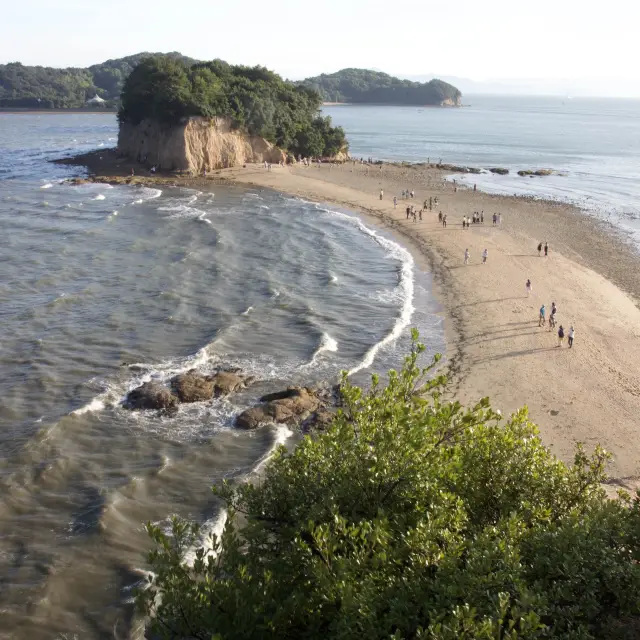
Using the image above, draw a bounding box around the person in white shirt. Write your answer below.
[568,326,575,348]
[482,249,488,264]
[464,248,470,265]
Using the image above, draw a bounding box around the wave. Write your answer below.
[184,423,293,565]
[132,187,162,205]
[241,306,254,316]
[329,273,338,284]
[316,205,415,376]
[71,397,106,416]
[304,332,338,367]
[93,194,106,201]
[40,183,53,189]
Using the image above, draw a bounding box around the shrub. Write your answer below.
[137,330,640,639]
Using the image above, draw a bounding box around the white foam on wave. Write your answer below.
[304,332,338,368]
[132,187,162,205]
[260,205,270,210]
[40,183,53,189]
[93,194,106,201]
[72,397,106,416]
[329,273,339,284]
[241,306,254,316]
[317,205,415,376]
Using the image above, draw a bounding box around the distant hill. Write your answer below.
[0,52,196,109]
[298,69,462,106]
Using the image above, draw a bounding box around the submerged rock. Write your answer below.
[489,167,509,175]
[126,382,178,410]
[235,406,271,430]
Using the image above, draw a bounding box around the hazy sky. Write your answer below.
[3,0,639,95]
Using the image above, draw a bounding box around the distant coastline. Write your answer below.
[0,107,117,114]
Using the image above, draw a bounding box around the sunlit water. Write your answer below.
[325,95,640,244]
[0,114,443,638]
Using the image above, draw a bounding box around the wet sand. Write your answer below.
[61,152,640,483]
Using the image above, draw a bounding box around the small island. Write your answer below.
[114,57,348,172]
[298,68,462,107]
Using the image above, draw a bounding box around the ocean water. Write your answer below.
[324,95,640,244]
[0,115,442,639]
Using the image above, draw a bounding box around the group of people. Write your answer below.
[462,211,484,228]
[538,301,575,348]
[438,211,448,227]
[405,205,422,222]
[464,248,489,264]
[537,241,549,257]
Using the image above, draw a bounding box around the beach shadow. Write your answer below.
[451,296,524,310]
[467,330,546,346]
[474,346,560,365]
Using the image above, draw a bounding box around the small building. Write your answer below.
[86,95,106,107]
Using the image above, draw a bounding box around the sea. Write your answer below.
[0,113,441,639]
[325,95,640,245]
[0,94,639,638]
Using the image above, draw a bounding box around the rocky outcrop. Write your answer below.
[441,97,462,107]
[126,382,178,410]
[211,371,254,396]
[518,169,554,177]
[236,387,325,430]
[117,117,286,174]
[171,371,215,403]
[489,167,509,175]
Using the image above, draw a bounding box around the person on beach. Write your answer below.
[393,196,397,208]
[544,242,549,256]
[438,211,443,223]
[464,248,470,264]
[434,196,439,206]
[482,248,488,264]
[429,197,433,210]
[442,214,447,228]
[549,308,556,330]
[410,190,415,199]
[423,199,428,211]
[413,209,417,223]
[419,209,423,221]
[558,325,565,347]
[406,206,411,220]
[538,242,543,256]
[526,279,532,296]
[492,213,497,225]
[568,325,575,348]
[539,304,546,326]
[402,190,406,199]
[481,210,484,223]
[380,189,384,200]
[474,183,477,192]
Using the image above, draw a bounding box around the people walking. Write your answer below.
[380,189,384,200]
[419,209,422,221]
[539,304,546,326]
[492,213,497,225]
[557,325,565,347]
[537,242,542,256]
[464,248,470,264]
[480,211,484,223]
[568,325,575,348]
[393,196,397,208]
[544,242,549,257]
[482,248,488,264]
[442,214,447,228]
[526,279,532,296]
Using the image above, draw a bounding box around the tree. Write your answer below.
[137,331,640,640]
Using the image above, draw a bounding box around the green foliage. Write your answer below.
[137,331,640,639]
[119,57,348,157]
[0,52,195,108]
[299,68,462,106]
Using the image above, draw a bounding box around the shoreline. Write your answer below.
[56,150,640,483]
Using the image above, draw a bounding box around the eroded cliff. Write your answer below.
[117,117,286,173]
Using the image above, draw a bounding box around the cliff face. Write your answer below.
[441,96,462,107]
[117,117,286,173]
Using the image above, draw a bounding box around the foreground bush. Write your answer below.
[137,331,640,639]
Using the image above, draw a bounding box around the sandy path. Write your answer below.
[220,162,640,482]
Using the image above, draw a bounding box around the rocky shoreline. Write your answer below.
[124,368,339,433]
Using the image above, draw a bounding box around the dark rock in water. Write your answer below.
[211,371,254,396]
[489,167,509,175]
[305,408,336,431]
[126,382,178,410]
[260,387,304,402]
[236,387,322,429]
[171,371,215,403]
[236,406,270,430]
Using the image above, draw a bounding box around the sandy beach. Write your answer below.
[61,153,640,483]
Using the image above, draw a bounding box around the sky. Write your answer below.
[3,0,640,96]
